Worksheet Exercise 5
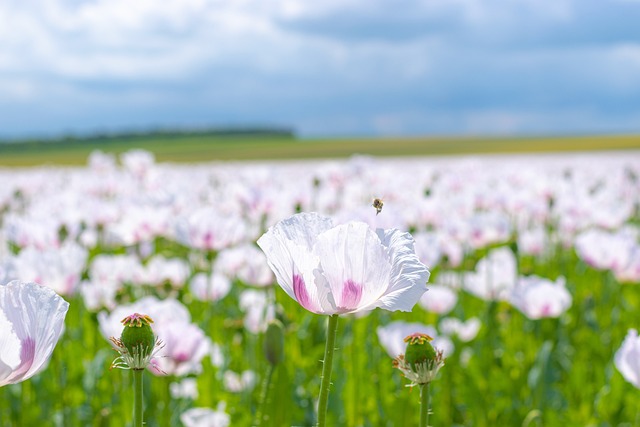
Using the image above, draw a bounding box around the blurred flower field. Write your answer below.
[1,149,639,426]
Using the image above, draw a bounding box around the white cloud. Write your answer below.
[0,0,638,137]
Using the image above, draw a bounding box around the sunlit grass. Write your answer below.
[1,134,639,166]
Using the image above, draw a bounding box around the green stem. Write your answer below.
[317,314,339,427]
[420,382,431,427]
[133,369,144,427]
[255,365,275,426]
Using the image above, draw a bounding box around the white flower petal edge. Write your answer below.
[257,213,334,314]
[271,212,334,250]
[614,329,640,389]
[0,280,69,386]
[0,310,21,385]
[374,228,430,312]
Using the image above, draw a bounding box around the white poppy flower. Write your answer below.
[614,329,640,389]
[0,280,69,387]
[509,275,571,320]
[257,212,429,315]
[180,403,230,427]
[418,285,457,315]
[464,247,517,301]
[189,272,231,302]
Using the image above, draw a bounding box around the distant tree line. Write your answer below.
[0,126,296,152]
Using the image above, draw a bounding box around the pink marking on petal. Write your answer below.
[12,337,36,380]
[65,275,76,293]
[338,279,362,312]
[293,274,315,312]
[175,352,189,363]
[203,231,214,249]
[540,304,552,317]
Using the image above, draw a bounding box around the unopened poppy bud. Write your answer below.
[121,313,156,358]
[404,333,436,371]
[110,313,163,371]
[264,320,285,366]
[393,332,445,387]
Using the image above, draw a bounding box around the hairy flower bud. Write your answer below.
[393,332,445,387]
[110,313,164,371]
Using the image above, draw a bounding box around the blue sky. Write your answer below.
[1,0,639,138]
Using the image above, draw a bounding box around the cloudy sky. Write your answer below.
[1,0,639,138]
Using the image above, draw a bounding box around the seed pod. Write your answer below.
[404,333,436,371]
[120,313,156,359]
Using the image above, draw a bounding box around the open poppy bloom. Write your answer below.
[257,212,430,315]
[0,280,69,387]
[615,329,640,389]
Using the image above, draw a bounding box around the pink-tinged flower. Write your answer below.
[439,317,481,342]
[440,237,464,268]
[170,378,199,400]
[575,229,635,271]
[80,279,120,312]
[466,212,512,250]
[143,256,190,288]
[176,207,246,252]
[517,226,547,256]
[613,246,640,284]
[180,403,230,427]
[464,247,517,301]
[418,285,457,315]
[149,322,211,377]
[120,149,155,179]
[239,290,275,334]
[214,244,274,287]
[7,242,88,296]
[257,213,429,315]
[434,271,464,290]
[614,329,640,389]
[223,370,257,393]
[4,213,61,250]
[509,276,571,319]
[0,280,69,386]
[88,150,117,173]
[105,206,171,246]
[81,254,143,311]
[413,232,442,269]
[89,254,143,287]
[189,272,231,302]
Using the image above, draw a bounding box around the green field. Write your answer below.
[1,134,639,166]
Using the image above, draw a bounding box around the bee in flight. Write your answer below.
[372,198,384,215]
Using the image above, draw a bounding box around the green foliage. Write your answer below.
[1,239,639,426]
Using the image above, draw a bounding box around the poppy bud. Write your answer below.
[404,333,436,371]
[264,320,285,366]
[110,313,163,371]
[121,313,156,359]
